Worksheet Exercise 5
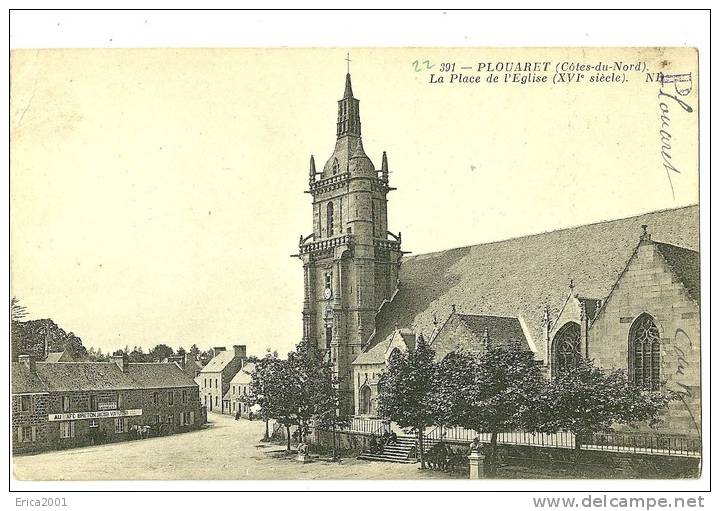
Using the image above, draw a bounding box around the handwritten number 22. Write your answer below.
[412,60,434,72]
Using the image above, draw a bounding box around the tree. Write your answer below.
[148,343,174,362]
[11,297,28,323]
[249,351,302,451]
[532,360,674,457]
[428,350,478,429]
[188,344,201,360]
[128,346,148,363]
[448,345,545,476]
[377,334,436,468]
[290,338,350,459]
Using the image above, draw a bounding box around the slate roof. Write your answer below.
[455,314,526,348]
[11,361,198,394]
[229,362,255,385]
[370,205,699,362]
[352,329,415,365]
[198,350,238,373]
[126,363,200,389]
[655,242,700,303]
[353,340,392,365]
[45,351,72,363]
[11,363,49,394]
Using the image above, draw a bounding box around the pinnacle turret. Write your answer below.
[309,155,316,184]
[381,151,389,182]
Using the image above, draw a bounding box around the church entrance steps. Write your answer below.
[357,435,417,463]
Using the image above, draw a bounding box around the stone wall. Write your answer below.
[589,241,701,435]
[12,387,203,454]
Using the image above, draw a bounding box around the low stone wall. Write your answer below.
[272,425,377,456]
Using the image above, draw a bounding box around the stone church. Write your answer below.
[297,72,700,436]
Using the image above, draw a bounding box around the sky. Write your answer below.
[10,48,698,357]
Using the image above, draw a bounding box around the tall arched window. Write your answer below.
[552,322,581,377]
[629,313,661,390]
[360,385,372,415]
[326,201,334,237]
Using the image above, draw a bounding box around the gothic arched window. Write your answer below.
[360,385,372,415]
[552,322,581,377]
[629,314,661,390]
[326,201,334,237]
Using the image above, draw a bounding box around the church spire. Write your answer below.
[337,72,361,139]
[344,73,354,98]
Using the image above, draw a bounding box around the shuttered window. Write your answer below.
[60,421,75,438]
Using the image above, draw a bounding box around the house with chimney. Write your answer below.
[164,353,204,380]
[195,345,247,414]
[11,353,203,454]
[224,362,256,418]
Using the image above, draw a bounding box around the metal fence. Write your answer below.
[291,417,701,458]
[424,426,700,458]
[585,431,701,457]
[338,417,390,435]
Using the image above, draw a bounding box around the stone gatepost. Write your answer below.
[468,451,485,479]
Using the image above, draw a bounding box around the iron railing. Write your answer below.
[418,426,700,458]
[338,417,390,435]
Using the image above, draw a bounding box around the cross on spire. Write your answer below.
[345,52,351,74]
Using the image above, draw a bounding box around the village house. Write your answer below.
[224,362,256,418]
[11,353,203,454]
[195,345,246,414]
[164,353,204,380]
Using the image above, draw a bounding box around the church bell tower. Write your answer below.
[297,70,403,412]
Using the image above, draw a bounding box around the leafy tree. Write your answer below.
[532,360,674,456]
[11,317,88,361]
[148,343,174,362]
[249,351,302,450]
[87,347,108,361]
[128,346,148,363]
[449,345,545,476]
[377,334,436,468]
[428,350,478,428]
[188,344,201,360]
[290,338,351,459]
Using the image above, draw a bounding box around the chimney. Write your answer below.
[111,353,129,373]
[168,354,186,368]
[18,354,36,374]
[233,345,246,360]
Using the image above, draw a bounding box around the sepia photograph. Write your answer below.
[6,9,710,505]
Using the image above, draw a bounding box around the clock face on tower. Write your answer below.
[324,287,332,300]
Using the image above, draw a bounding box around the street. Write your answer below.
[13,413,456,480]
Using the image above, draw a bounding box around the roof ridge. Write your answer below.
[457,312,518,320]
[408,204,699,259]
